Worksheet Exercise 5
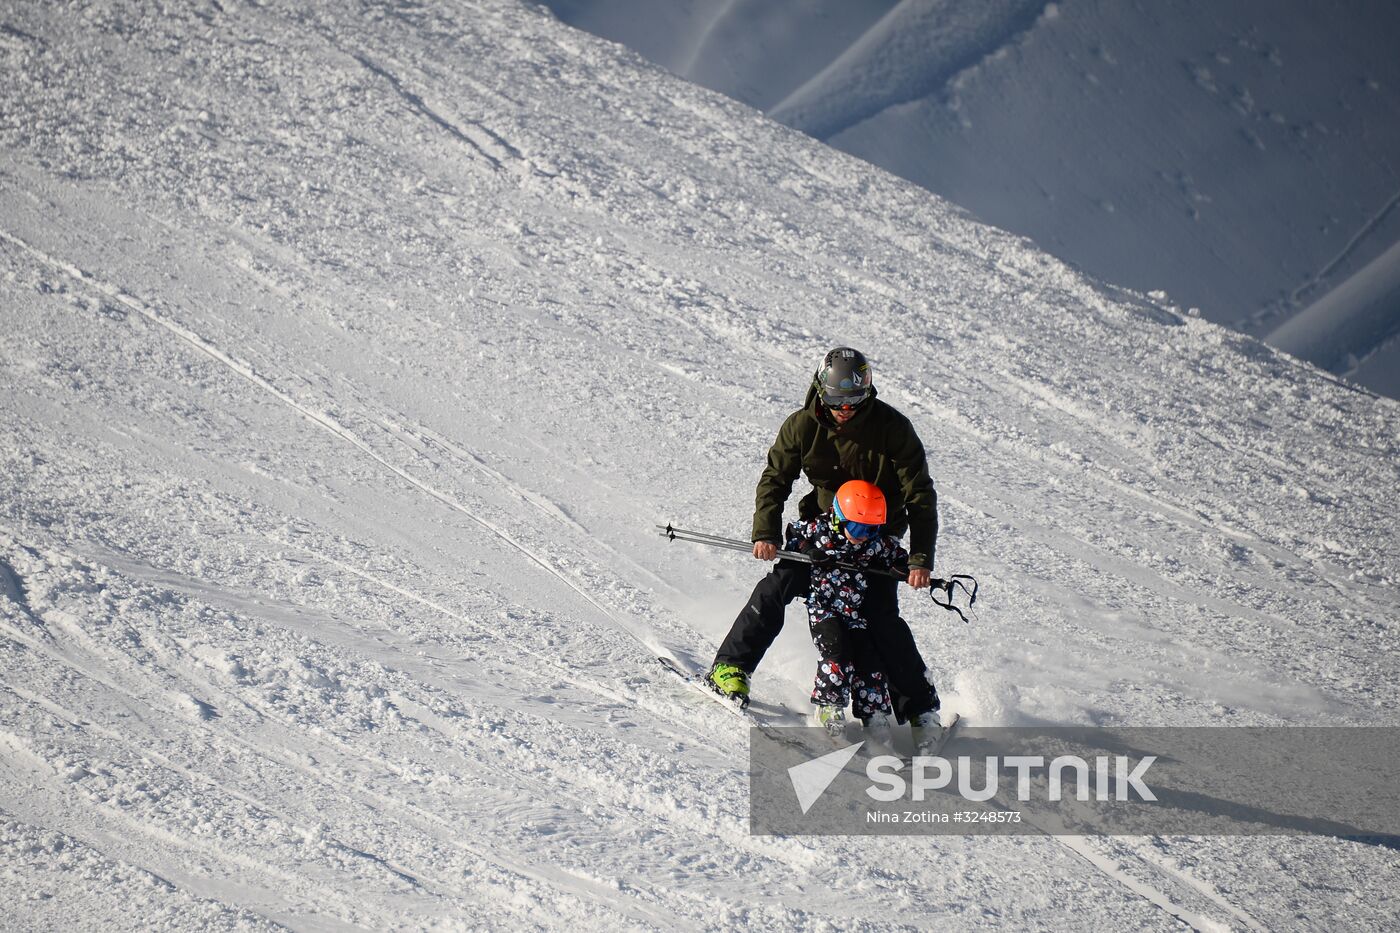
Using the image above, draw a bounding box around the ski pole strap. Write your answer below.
[928,573,978,623]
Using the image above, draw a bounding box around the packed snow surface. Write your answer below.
[2,0,1398,929]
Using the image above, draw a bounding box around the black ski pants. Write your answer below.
[714,559,939,722]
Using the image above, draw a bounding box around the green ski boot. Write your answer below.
[817,704,847,737]
[707,663,750,706]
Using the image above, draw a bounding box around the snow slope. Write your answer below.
[1,0,1398,929]
[544,0,1400,397]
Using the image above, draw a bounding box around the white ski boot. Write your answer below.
[910,710,947,756]
[862,711,896,754]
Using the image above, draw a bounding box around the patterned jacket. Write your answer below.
[784,516,909,628]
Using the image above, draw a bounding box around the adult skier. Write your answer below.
[707,347,945,744]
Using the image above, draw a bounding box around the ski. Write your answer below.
[656,656,814,752]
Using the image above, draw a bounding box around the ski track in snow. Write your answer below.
[1,0,1398,928]
[1,221,671,656]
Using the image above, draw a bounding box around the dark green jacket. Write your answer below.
[752,385,939,568]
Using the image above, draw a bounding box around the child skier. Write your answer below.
[785,479,907,737]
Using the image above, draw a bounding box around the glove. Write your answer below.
[795,540,835,569]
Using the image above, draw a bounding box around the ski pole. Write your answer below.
[658,524,894,576]
[657,524,978,621]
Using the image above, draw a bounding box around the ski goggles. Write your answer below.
[841,519,881,539]
[821,391,869,411]
[830,512,882,540]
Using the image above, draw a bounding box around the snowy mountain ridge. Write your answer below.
[546,0,1400,397]
[1,0,1397,928]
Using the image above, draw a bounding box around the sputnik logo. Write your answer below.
[788,741,864,814]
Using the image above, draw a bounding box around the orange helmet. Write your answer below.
[833,480,886,526]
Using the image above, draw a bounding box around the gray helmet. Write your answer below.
[813,347,873,409]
